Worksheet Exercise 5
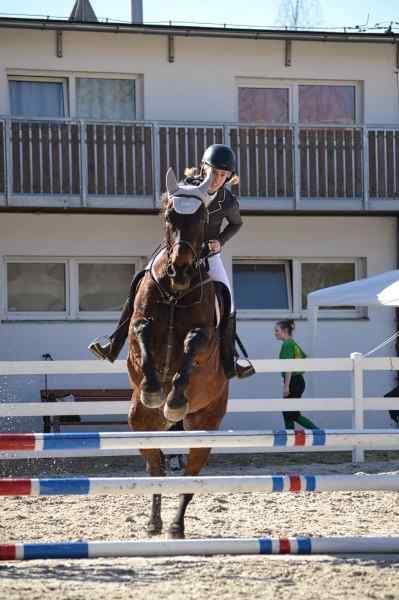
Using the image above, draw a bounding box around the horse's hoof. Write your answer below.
[164,402,188,422]
[167,524,185,539]
[140,390,164,408]
[147,520,163,536]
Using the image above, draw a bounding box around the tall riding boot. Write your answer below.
[89,296,133,363]
[221,313,255,379]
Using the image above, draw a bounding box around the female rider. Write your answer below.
[89,143,254,379]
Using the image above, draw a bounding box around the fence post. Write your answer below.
[293,124,300,210]
[152,122,161,208]
[362,126,369,210]
[79,121,88,207]
[5,118,12,205]
[351,351,365,463]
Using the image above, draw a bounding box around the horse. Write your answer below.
[127,167,229,539]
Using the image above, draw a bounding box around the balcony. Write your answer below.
[0,118,398,212]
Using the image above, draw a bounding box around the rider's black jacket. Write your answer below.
[185,177,243,247]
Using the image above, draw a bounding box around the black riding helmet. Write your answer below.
[201,144,236,176]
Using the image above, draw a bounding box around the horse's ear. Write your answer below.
[166,167,178,195]
[199,170,213,206]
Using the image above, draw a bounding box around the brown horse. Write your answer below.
[127,168,229,539]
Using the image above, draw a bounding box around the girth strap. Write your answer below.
[162,303,176,384]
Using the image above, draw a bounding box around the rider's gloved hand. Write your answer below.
[208,239,221,254]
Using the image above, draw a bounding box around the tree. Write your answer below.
[275,0,322,29]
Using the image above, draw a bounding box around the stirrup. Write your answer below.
[236,358,256,379]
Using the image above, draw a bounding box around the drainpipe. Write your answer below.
[131,0,143,24]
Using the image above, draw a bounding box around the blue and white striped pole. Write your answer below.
[2,429,399,454]
[2,474,399,496]
[2,536,399,560]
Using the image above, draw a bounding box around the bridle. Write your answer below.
[165,239,201,279]
[164,193,209,286]
[151,200,210,307]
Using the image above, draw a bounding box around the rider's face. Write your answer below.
[203,164,231,193]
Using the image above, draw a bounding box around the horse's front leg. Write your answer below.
[133,318,163,408]
[164,327,208,422]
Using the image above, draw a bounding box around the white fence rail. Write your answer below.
[0,356,398,462]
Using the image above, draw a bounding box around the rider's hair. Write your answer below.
[184,166,240,186]
[276,319,295,335]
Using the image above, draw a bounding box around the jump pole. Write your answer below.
[2,429,399,453]
[2,536,399,560]
[2,473,399,496]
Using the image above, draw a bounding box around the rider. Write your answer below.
[89,143,255,379]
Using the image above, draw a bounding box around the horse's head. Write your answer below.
[162,167,213,291]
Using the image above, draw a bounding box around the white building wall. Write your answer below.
[0,28,398,123]
[0,213,397,431]
[0,25,398,432]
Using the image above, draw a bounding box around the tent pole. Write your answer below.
[396,216,399,385]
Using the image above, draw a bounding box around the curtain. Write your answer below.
[10,81,65,118]
[299,85,355,124]
[79,263,135,311]
[239,87,289,123]
[76,78,136,120]
[7,263,66,312]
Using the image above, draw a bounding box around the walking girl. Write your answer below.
[274,319,318,430]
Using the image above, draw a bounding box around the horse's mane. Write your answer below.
[159,192,169,226]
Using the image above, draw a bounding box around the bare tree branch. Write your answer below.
[276,0,322,29]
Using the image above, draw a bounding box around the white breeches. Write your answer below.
[207,253,234,313]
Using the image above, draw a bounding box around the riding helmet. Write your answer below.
[201,144,236,174]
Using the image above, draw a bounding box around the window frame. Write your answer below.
[237,83,292,125]
[236,78,362,125]
[71,257,141,320]
[233,256,366,320]
[1,256,145,321]
[7,70,144,121]
[298,257,366,319]
[8,75,69,118]
[74,74,138,121]
[3,257,70,320]
[233,258,293,318]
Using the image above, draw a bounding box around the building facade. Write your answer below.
[1,12,399,430]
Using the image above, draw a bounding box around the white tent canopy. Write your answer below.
[307,270,399,356]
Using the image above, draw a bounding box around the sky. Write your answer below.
[0,0,398,31]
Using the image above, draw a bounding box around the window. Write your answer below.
[76,78,136,120]
[233,261,292,314]
[78,262,135,312]
[233,258,363,318]
[301,261,356,309]
[3,257,143,320]
[237,79,359,125]
[9,78,66,118]
[7,261,66,313]
[299,85,356,124]
[238,87,289,123]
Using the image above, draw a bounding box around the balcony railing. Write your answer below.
[1,118,399,210]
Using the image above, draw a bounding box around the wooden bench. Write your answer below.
[40,389,133,433]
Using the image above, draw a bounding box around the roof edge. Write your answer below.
[0,16,397,43]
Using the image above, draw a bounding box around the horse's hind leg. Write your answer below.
[168,406,226,539]
[168,446,212,539]
[128,399,168,536]
[140,449,166,535]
